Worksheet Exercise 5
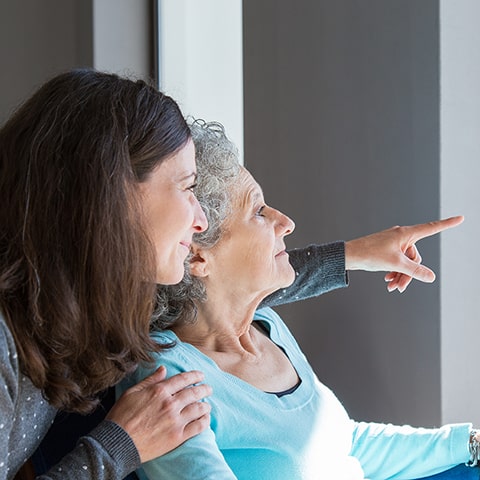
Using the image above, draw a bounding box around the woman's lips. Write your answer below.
[180,241,191,250]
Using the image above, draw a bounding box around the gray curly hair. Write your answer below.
[152,120,241,330]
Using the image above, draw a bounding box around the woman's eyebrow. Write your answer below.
[177,172,197,183]
[244,189,264,208]
[251,184,265,202]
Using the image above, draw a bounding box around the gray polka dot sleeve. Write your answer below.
[0,314,140,479]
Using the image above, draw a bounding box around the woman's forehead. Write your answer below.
[231,168,263,205]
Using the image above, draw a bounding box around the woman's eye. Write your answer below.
[187,183,197,192]
[256,205,266,217]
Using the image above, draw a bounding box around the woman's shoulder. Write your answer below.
[254,307,286,330]
[254,307,305,356]
[149,329,187,363]
[134,329,202,380]
[254,306,280,321]
[150,327,178,345]
[253,307,293,341]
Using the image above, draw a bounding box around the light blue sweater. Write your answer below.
[119,307,471,480]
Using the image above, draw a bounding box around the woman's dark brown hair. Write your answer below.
[0,69,191,413]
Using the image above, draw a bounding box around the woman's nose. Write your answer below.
[283,215,295,236]
[276,211,295,236]
[193,197,208,232]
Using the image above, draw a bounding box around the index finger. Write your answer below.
[408,216,464,243]
[161,370,207,396]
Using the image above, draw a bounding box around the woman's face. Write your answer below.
[206,167,295,298]
[140,139,208,284]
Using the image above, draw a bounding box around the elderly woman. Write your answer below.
[120,121,474,480]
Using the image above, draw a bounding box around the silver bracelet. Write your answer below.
[466,429,480,467]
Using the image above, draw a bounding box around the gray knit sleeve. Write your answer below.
[261,242,348,308]
[0,313,140,480]
[38,420,140,479]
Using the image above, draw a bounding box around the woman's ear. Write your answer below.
[189,245,209,277]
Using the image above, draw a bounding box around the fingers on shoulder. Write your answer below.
[173,382,212,405]
[160,370,206,394]
[147,371,211,405]
[183,412,212,440]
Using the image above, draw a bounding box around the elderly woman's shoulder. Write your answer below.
[253,307,289,336]
[150,327,177,345]
[253,307,302,351]
[254,307,283,325]
[144,329,200,369]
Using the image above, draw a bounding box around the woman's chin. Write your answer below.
[272,268,296,292]
[155,266,185,286]
[285,266,296,287]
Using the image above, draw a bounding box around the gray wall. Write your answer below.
[244,0,442,426]
[0,0,152,125]
[0,0,93,124]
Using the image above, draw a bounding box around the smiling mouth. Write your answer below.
[180,242,191,250]
[275,250,288,257]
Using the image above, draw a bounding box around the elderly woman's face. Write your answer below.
[205,167,295,298]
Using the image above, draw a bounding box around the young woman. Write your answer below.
[0,69,211,479]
